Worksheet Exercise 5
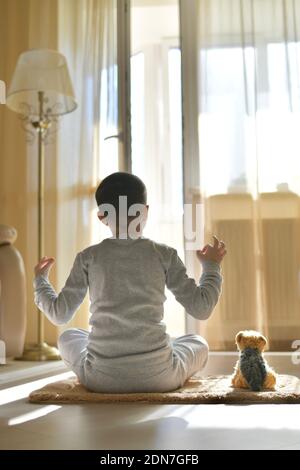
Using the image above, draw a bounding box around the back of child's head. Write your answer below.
[95,172,147,215]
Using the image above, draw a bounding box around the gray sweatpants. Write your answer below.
[58,328,209,393]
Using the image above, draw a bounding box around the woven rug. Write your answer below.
[28,374,300,404]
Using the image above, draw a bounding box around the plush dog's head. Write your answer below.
[235,330,267,352]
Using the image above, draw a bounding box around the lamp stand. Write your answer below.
[16,91,60,361]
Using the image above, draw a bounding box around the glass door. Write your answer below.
[130,0,185,336]
[91,0,185,336]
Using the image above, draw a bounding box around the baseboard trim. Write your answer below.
[0,352,299,389]
[203,352,300,378]
[0,360,68,389]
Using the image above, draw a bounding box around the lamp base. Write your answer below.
[15,342,61,361]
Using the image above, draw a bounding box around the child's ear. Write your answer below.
[259,335,267,349]
[97,213,108,226]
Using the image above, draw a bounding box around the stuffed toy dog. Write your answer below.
[232,330,277,391]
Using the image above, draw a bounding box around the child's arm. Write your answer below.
[166,236,226,320]
[33,252,88,325]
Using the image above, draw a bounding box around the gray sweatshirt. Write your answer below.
[33,237,222,374]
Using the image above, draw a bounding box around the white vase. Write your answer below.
[0,224,26,358]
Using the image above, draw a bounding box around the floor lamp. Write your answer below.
[6,49,77,360]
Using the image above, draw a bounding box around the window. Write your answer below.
[199,42,300,196]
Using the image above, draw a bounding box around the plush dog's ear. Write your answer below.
[235,331,243,344]
[259,334,267,348]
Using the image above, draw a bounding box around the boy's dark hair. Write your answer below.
[95,172,147,214]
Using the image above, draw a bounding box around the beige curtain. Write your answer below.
[0,0,59,345]
[182,0,300,350]
[0,0,117,344]
[56,0,118,333]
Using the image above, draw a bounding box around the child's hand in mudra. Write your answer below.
[197,236,226,265]
[34,256,55,278]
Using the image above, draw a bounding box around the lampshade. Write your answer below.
[6,49,77,117]
[0,80,5,104]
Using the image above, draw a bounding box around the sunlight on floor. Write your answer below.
[0,371,73,406]
[8,405,61,426]
[165,403,300,431]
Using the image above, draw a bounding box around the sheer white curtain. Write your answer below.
[130,1,185,336]
[182,0,300,350]
[56,0,118,332]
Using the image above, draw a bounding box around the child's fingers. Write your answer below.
[196,250,205,261]
[40,259,51,266]
[43,260,55,268]
[213,236,219,248]
[35,257,55,271]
